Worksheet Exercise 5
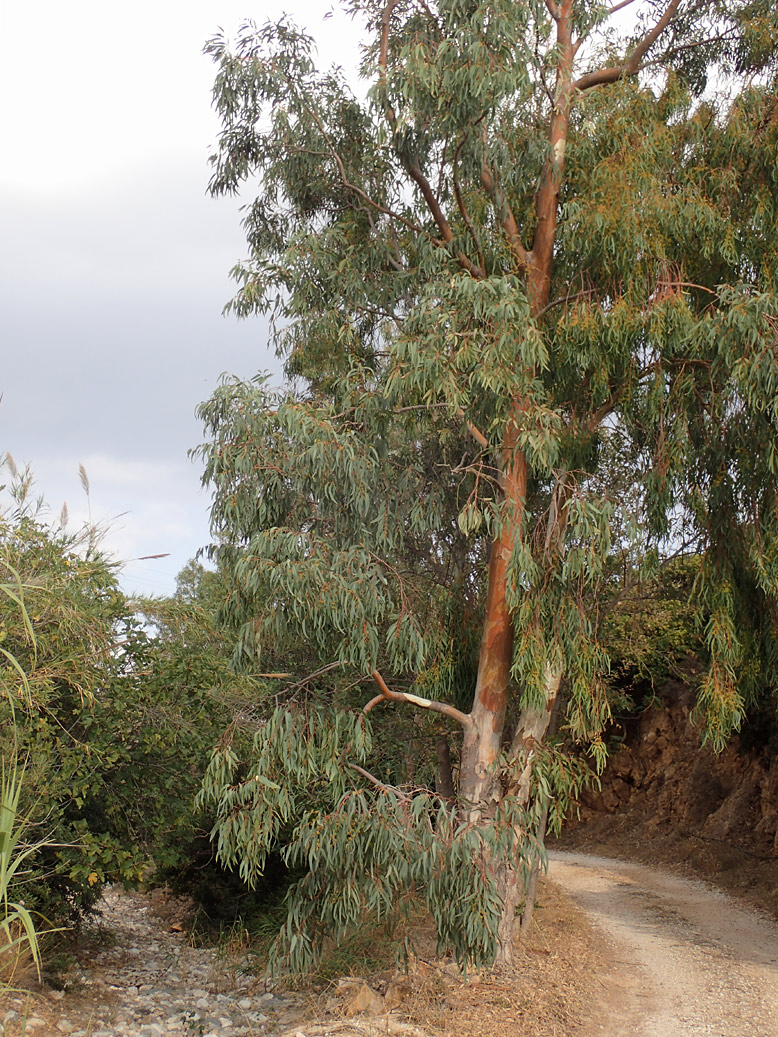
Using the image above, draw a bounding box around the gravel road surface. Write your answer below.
[549,851,778,1037]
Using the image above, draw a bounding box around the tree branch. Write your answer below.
[377,0,483,278]
[379,0,402,126]
[366,669,474,731]
[348,762,412,802]
[301,96,428,242]
[544,0,561,20]
[606,0,639,15]
[455,408,489,450]
[572,0,682,91]
[529,0,575,298]
[407,158,485,278]
[453,138,486,273]
[535,287,595,319]
[480,127,529,268]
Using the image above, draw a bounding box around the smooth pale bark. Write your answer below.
[513,664,565,796]
[496,666,564,961]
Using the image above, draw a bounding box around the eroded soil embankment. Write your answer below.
[561,686,778,920]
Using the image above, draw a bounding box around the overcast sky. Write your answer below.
[1,0,363,596]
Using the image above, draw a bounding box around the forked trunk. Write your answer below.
[459,3,574,966]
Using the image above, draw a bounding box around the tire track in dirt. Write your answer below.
[548,851,778,1037]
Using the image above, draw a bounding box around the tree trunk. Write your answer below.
[435,734,455,802]
[520,798,549,941]
[495,860,523,965]
[512,664,564,797]
[460,4,575,966]
[459,449,528,819]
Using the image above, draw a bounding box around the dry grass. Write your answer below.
[0,923,40,991]
[0,879,619,1037]
[301,878,613,1037]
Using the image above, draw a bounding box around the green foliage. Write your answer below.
[199,0,778,746]
[0,755,47,988]
[0,564,47,989]
[195,0,778,968]
[0,468,259,928]
[199,704,538,973]
[602,556,702,694]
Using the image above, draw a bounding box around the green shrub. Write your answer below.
[0,470,259,929]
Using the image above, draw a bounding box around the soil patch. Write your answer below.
[556,690,778,921]
[549,851,778,1037]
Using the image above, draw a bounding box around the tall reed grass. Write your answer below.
[1,555,45,988]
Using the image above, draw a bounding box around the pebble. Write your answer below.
[0,887,306,1037]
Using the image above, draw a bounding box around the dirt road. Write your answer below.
[549,851,778,1037]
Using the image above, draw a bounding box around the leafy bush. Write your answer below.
[601,556,702,698]
[0,755,46,988]
[0,469,259,930]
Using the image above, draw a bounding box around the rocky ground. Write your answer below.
[1,886,308,1037]
[1,878,608,1037]
[7,847,778,1037]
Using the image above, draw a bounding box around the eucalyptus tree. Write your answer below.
[197,0,778,966]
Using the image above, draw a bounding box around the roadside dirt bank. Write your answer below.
[559,688,778,922]
[549,850,778,1037]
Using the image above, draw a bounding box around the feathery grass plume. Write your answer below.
[0,558,35,708]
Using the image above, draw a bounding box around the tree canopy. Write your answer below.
[196,0,778,967]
